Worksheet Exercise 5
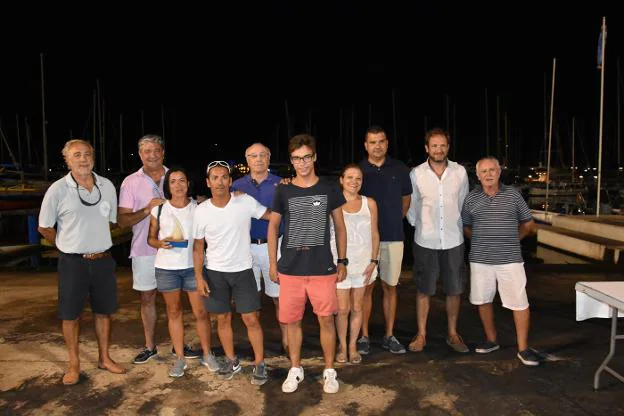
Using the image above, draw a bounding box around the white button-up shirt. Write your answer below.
[406,160,469,250]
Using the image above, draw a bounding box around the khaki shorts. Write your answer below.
[379,241,404,287]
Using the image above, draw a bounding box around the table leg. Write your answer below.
[594,306,624,390]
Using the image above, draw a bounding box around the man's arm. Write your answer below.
[38,227,56,245]
[268,211,282,282]
[518,219,535,240]
[193,238,209,296]
[117,198,165,228]
[463,226,472,239]
[406,169,419,226]
[331,206,348,282]
[259,208,272,221]
[402,195,411,218]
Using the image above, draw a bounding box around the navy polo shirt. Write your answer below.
[232,173,284,239]
[360,156,412,242]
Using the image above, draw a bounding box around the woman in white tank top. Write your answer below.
[330,164,380,364]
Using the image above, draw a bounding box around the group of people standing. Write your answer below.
[38,125,539,394]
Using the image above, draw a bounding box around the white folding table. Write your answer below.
[575,281,624,390]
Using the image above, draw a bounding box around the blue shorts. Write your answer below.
[155,267,197,292]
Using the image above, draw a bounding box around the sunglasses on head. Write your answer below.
[206,160,231,174]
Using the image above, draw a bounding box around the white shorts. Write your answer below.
[469,262,529,310]
[379,242,404,287]
[337,270,377,290]
[250,238,281,298]
[132,255,157,291]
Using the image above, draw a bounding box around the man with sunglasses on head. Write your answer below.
[118,134,200,365]
[193,160,272,385]
[39,139,125,385]
[232,142,288,355]
[268,134,348,394]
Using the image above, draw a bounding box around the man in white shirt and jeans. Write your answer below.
[406,128,469,353]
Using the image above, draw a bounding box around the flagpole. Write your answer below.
[545,57,556,215]
[596,16,607,216]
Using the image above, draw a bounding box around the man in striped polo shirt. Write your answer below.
[461,156,540,366]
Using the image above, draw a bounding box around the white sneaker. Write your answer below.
[282,367,304,393]
[323,368,339,394]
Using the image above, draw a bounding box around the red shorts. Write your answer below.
[278,273,338,324]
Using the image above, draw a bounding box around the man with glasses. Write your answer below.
[193,160,271,385]
[268,134,348,394]
[358,126,412,355]
[119,134,200,365]
[39,139,125,385]
[232,143,288,355]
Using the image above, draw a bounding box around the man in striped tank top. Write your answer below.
[461,156,540,366]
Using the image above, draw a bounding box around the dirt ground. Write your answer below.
[1,263,623,415]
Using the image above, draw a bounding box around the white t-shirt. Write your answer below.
[192,194,267,272]
[150,199,196,269]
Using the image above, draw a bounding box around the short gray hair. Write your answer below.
[62,139,94,164]
[476,156,501,172]
[138,134,164,150]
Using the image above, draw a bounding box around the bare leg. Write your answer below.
[416,293,430,340]
[318,315,336,370]
[162,291,184,359]
[349,288,365,360]
[241,312,264,364]
[382,281,397,337]
[360,282,374,338]
[272,298,288,352]
[512,308,530,351]
[187,291,212,355]
[335,289,351,361]
[140,289,158,350]
[95,314,125,373]
[477,303,497,343]
[446,294,461,338]
[216,313,235,360]
[287,321,303,368]
[62,318,80,384]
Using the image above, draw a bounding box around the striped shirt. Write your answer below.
[461,184,533,265]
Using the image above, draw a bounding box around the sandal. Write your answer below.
[336,352,347,363]
[350,352,362,364]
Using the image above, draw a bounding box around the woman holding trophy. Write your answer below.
[147,167,218,377]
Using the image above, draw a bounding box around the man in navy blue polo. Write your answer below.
[232,142,287,353]
[358,126,412,355]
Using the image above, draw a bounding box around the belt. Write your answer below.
[64,251,112,260]
[250,235,282,245]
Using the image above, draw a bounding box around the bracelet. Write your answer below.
[370,259,379,265]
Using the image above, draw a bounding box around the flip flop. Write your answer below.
[350,353,362,364]
[97,362,127,374]
[408,335,426,352]
[336,352,347,363]
[62,370,80,386]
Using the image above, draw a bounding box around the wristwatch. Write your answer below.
[370,259,379,265]
[337,258,349,266]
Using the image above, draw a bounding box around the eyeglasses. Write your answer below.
[70,172,102,207]
[290,154,315,164]
[206,160,231,174]
[246,152,269,160]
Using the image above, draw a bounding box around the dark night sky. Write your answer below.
[0,4,620,179]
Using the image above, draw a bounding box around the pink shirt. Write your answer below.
[119,167,167,257]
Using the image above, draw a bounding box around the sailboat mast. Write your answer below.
[545,58,556,215]
[40,53,48,181]
[596,17,607,216]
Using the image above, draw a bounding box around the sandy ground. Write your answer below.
[0,263,623,415]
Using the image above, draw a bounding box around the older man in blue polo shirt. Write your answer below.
[232,142,287,353]
[358,126,412,355]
